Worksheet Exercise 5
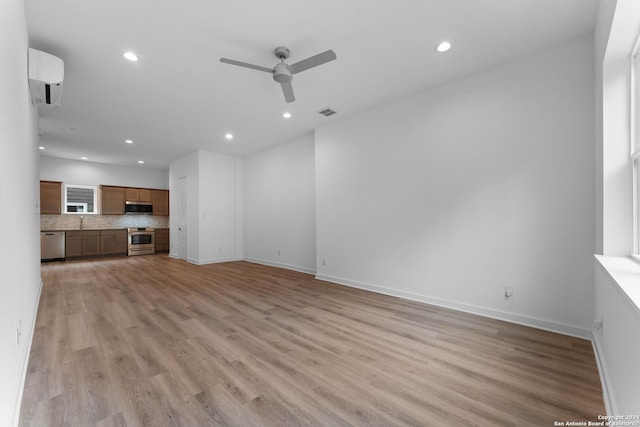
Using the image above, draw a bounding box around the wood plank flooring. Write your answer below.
[20,256,605,426]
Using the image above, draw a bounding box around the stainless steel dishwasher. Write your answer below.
[41,231,65,261]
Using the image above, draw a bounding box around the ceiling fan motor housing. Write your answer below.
[273,62,292,83]
[274,46,290,60]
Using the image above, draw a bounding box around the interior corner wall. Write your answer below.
[244,134,316,274]
[234,157,244,261]
[197,150,239,264]
[315,35,595,337]
[169,150,241,265]
[0,0,43,425]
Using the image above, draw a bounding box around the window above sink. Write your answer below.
[64,184,98,214]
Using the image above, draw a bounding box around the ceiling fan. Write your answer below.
[220,46,336,103]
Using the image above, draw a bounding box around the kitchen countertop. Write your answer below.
[41,228,128,232]
[41,227,169,232]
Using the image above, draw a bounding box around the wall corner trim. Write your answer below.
[592,332,617,415]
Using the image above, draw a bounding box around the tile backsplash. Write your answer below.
[41,214,169,230]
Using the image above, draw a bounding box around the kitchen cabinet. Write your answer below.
[83,232,101,256]
[66,230,101,257]
[100,229,128,255]
[65,232,83,257]
[152,190,169,216]
[40,181,62,214]
[101,186,168,216]
[65,230,124,258]
[155,228,169,252]
[101,186,125,215]
[126,188,152,202]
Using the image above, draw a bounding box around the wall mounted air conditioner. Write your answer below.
[28,48,64,107]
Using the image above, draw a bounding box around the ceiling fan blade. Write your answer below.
[220,58,273,73]
[290,50,336,74]
[281,81,295,103]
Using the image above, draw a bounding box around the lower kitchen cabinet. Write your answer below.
[66,231,100,257]
[66,229,127,258]
[155,228,169,252]
[83,232,101,256]
[65,232,83,258]
[100,229,128,255]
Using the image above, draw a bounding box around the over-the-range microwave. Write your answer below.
[125,201,153,215]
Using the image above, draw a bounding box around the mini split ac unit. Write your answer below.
[28,48,64,107]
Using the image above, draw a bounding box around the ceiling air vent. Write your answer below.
[318,107,337,117]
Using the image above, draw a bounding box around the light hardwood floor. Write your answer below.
[20,256,604,426]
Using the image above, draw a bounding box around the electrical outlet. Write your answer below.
[593,316,603,331]
[322,258,326,266]
[278,249,281,256]
[505,284,514,299]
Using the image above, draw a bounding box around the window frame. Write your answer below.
[63,184,98,214]
[632,39,640,255]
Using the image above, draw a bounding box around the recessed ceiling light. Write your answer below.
[283,112,292,119]
[436,41,452,53]
[225,133,234,140]
[125,139,133,144]
[138,160,144,164]
[123,51,138,61]
[38,146,45,150]
[80,156,88,160]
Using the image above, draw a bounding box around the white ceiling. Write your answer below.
[26,0,598,171]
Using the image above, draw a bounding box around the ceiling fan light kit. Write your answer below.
[220,46,336,103]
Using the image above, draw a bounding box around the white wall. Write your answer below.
[198,151,241,264]
[0,1,43,425]
[315,35,595,337]
[169,150,242,264]
[244,134,316,274]
[40,156,169,189]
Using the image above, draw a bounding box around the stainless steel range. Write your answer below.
[127,227,155,256]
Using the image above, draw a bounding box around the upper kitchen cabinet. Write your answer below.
[152,190,169,216]
[126,188,152,202]
[40,181,62,214]
[101,186,168,215]
[101,186,125,215]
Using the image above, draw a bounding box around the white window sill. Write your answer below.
[595,255,640,316]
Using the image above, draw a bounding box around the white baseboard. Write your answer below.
[244,257,316,275]
[591,332,617,415]
[189,256,237,266]
[12,278,43,427]
[315,273,592,340]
